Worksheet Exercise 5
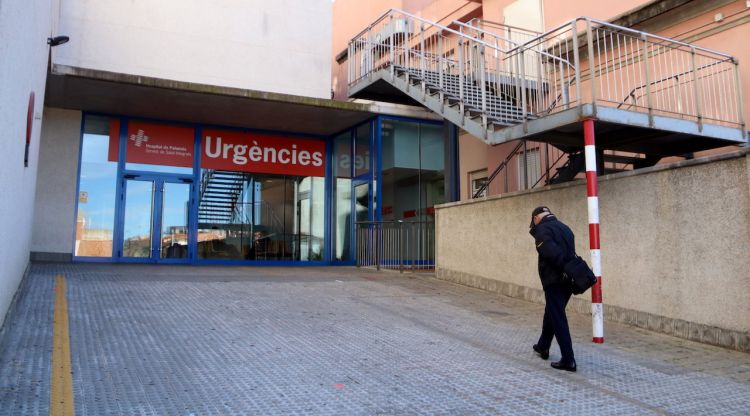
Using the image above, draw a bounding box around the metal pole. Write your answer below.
[459,39,465,118]
[732,59,746,140]
[520,49,528,132]
[375,223,381,271]
[585,19,597,115]
[642,33,653,127]
[583,118,604,344]
[390,15,395,81]
[438,35,444,104]
[572,21,582,105]
[420,23,426,80]
[480,45,488,132]
[356,225,360,267]
[522,140,528,190]
[410,223,415,273]
[690,48,702,132]
[399,221,404,273]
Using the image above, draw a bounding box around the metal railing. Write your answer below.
[355,220,434,272]
[472,140,569,198]
[348,11,744,131]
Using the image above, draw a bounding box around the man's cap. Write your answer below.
[531,206,552,217]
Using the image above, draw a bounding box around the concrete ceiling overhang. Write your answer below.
[45,64,380,136]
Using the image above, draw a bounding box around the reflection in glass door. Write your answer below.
[160,182,190,259]
[122,180,155,258]
[121,178,191,262]
[353,181,370,222]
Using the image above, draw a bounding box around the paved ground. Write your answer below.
[0,263,749,415]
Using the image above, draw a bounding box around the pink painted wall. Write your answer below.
[458,133,488,200]
[331,0,481,100]
[543,0,645,30]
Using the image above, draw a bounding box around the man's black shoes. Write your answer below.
[532,344,549,360]
[551,360,577,372]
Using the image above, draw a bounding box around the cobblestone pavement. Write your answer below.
[1,263,749,415]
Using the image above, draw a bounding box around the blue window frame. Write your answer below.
[72,113,454,266]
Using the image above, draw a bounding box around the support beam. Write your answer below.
[583,118,604,344]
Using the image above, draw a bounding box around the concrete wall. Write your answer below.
[0,0,53,325]
[53,0,332,99]
[436,150,750,351]
[31,108,82,259]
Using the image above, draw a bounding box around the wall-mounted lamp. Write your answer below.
[47,35,69,47]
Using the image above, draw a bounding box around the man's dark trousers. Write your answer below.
[537,282,575,361]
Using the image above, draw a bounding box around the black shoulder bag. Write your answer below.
[562,255,597,295]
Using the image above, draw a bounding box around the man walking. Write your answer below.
[528,206,577,372]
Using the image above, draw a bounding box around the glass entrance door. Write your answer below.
[121,176,192,262]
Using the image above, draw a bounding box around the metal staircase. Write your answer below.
[348,10,747,186]
[199,170,246,224]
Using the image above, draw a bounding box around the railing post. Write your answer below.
[690,47,702,132]
[560,60,570,108]
[495,38,500,101]
[535,42,544,116]
[348,42,353,86]
[398,221,404,273]
[367,26,373,81]
[585,19,597,115]
[405,22,411,87]
[458,39,466,120]
[519,48,528,132]
[420,23,426,81]
[642,33,654,127]
[355,224,360,267]
[480,44,488,133]
[438,34,444,105]
[733,59,746,139]
[390,14,395,81]
[410,222,416,273]
[572,21,582,106]
[375,223,381,271]
[522,140,528,190]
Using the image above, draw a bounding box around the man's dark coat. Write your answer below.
[530,215,575,288]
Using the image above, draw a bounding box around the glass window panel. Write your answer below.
[419,124,445,220]
[354,183,369,222]
[74,115,118,257]
[354,123,371,177]
[160,182,190,259]
[380,120,420,221]
[197,169,324,262]
[197,170,252,260]
[122,180,154,258]
[125,163,193,174]
[333,132,352,261]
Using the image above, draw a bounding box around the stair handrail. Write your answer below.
[452,20,575,69]
[617,57,734,109]
[531,145,568,189]
[349,9,507,57]
[349,11,744,137]
[472,140,525,199]
[466,18,542,38]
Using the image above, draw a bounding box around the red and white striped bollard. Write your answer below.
[583,118,604,344]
